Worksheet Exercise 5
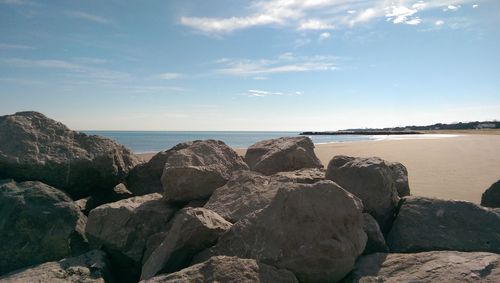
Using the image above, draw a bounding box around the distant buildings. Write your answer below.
[476,123,496,129]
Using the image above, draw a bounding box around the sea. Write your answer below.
[83,131,460,154]
[82,131,376,154]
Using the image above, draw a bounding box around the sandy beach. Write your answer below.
[139,134,500,204]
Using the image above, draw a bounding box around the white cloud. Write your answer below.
[158,73,183,80]
[435,20,445,26]
[319,32,331,39]
[253,76,268,80]
[180,14,282,33]
[406,18,421,25]
[298,19,334,30]
[2,58,82,69]
[0,43,34,50]
[385,4,423,25]
[246,89,302,97]
[66,11,112,24]
[215,53,337,76]
[443,5,461,11]
[472,4,478,8]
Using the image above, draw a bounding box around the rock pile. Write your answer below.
[1,111,499,283]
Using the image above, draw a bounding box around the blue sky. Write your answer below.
[1,0,499,131]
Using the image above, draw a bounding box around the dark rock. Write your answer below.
[83,183,134,214]
[245,136,323,175]
[0,180,87,275]
[204,180,367,282]
[362,213,389,255]
[387,196,500,253]
[141,208,232,280]
[0,250,113,283]
[140,256,298,283]
[0,111,141,199]
[481,180,500,208]
[345,251,500,282]
[85,193,179,282]
[161,140,248,202]
[326,156,400,232]
[388,161,410,197]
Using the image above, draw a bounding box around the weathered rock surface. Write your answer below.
[362,213,389,255]
[0,250,113,283]
[0,111,141,199]
[205,180,367,282]
[85,193,179,282]
[0,180,87,275]
[273,167,325,184]
[388,162,410,197]
[141,256,298,283]
[326,156,400,232]
[481,180,500,208]
[245,136,323,175]
[387,196,500,253]
[345,251,500,283]
[161,140,248,202]
[141,208,232,280]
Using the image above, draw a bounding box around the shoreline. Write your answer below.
[138,133,500,204]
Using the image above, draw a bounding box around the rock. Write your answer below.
[141,256,298,283]
[0,180,87,275]
[81,183,134,214]
[387,196,500,253]
[273,167,325,184]
[85,193,179,282]
[141,208,232,280]
[388,161,410,197]
[0,111,141,199]
[362,213,389,255]
[345,251,500,282]
[481,180,500,208]
[0,250,113,283]
[205,180,367,282]
[325,156,400,232]
[127,143,192,196]
[245,136,323,175]
[161,140,248,202]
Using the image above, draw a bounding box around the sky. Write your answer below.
[0,0,499,131]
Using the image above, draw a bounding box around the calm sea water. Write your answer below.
[83,131,375,153]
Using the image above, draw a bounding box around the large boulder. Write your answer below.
[345,251,500,282]
[245,136,323,175]
[141,256,298,283]
[0,250,113,283]
[0,180,87,275]
[204,180,367,282]
[387,196,500,253]
[85,193,179,282]
[481,180,500,208]
[388,162,410,197]
[0,111,141,199]
[325,156,400,232]
[127,143,192,196]
[272,167,325,184]
[362,213,389,255]
[161,140,248,202]
[141,208,232,280]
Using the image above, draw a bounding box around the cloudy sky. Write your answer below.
[1,0,499,130]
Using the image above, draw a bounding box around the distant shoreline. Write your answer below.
[300,130,422,135]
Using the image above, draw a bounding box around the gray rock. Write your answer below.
[388,162,410,197]
[0,180,87,275]
[140,256,298,283]
[0,250,113,283]
[161,140,248,202]
[346,251,500,283]
[481,180,500,208]
[362,213,389,255]
[0,111,141,199]
[272,167,325,184]
[205,180,367,283]
[387,196,500,253]
[245,136,323,175]
[141,208,232,280]
[326,156,400,232]
[85,193,179,282]
[127,143,192,196]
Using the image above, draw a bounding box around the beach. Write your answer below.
[140,133,500,204]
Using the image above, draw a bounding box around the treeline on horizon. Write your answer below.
[346,121,500,131]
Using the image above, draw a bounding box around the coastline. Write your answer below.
[138,133,500,204]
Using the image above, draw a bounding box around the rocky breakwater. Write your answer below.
[1,112,500,283]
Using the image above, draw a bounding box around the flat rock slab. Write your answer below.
[245,136,323,175]
[346,251,500,282]
[0,111,140,199]
[387,196,500,253]
[0,250,113,283]
[0,180,87,275]
[205,180,367,283]
[140,256,298,283]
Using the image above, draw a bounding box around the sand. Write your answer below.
[139,134,500,204]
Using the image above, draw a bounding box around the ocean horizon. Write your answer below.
[83,131,377,153]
